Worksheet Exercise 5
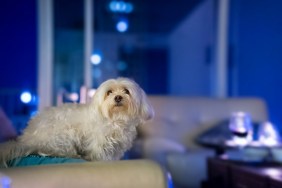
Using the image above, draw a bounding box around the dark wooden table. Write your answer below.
[203,157,282,188]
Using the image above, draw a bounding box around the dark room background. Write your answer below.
[1,0,282,132]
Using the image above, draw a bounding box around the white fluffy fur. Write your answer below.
[0,78,154,167]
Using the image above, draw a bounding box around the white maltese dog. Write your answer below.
[0,78,154,166]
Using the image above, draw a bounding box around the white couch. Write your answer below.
[0,160,169,188]
[0,96,269,188]
[136,96,269,188]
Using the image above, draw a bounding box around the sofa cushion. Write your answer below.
[142,137,186,157]
[138,138,186,169]
[138,96,269,149]
[2,160,169,188]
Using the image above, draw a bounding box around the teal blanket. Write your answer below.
[7,155,85,167]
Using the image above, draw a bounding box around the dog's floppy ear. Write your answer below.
[139,90,154,122]
[90,83,108,117]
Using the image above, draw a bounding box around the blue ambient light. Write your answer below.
[90,54,102,65]
[116,19,128,32]
[109,1,134,13]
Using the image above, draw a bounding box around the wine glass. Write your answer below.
[258,121,280,146]
[229,111,253,147]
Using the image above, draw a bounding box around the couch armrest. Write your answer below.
[1,160,168,188]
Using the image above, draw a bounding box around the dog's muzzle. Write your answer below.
[114,95,123,106]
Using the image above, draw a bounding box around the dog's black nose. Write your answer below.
[115,95,123,103]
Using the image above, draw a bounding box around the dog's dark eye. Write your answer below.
[107,90,112,96]
[124,88,130,95]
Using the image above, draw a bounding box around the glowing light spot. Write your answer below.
[88,89,96,98]
[125,3,133,13]
[116,20,128,32]
[67,93,79,102]
[109,1,134,13]
[263,168,282,177]
[91,54,102,65]
[20,91,32,104]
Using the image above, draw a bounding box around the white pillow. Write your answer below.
[142,137,186,157]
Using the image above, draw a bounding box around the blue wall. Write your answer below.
[169,0,214,96]
[231,0,282,127]
[0,0,37,90]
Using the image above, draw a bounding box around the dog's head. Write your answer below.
[92,78,154,123]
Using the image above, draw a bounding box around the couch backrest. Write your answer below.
[138,96,269,149]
